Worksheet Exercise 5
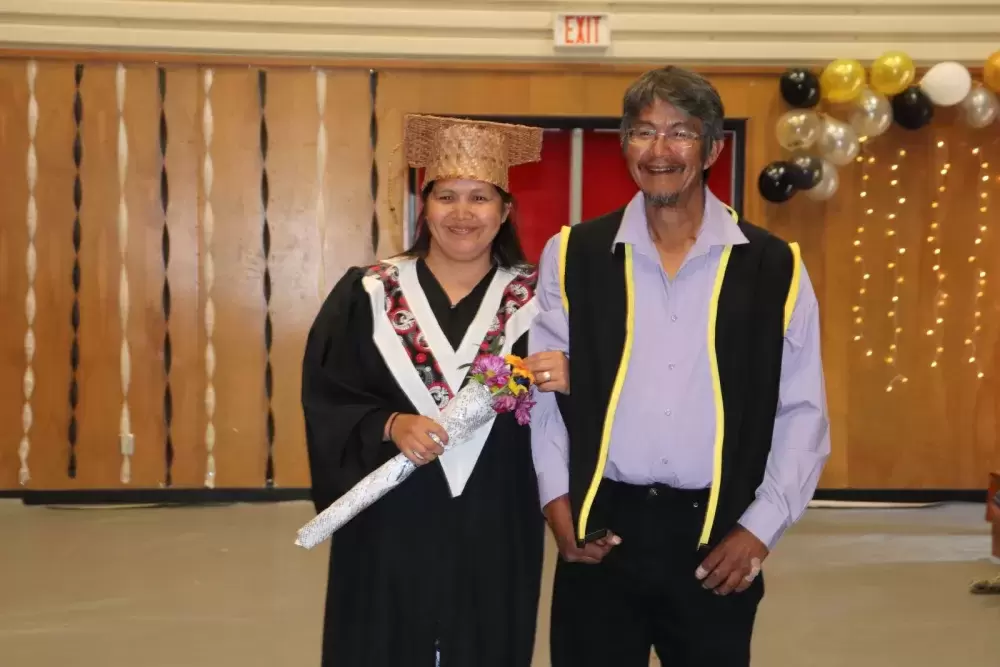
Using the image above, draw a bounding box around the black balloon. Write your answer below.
[758,161,798,203]
[891,86,934,130]
[789,154,823,190]
[779,68,821,108]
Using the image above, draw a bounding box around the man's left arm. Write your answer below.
[738,262,831,550]
[697,261,830,594]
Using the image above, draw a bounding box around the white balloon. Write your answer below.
[920,62,973,107]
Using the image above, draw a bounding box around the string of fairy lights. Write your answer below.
[968,145,989,380]
[852,141,873,359]
[883,147,909,393]
[853,136,993,389]
[926,139,948,370]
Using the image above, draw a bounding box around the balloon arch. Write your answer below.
[759,51,1000,204]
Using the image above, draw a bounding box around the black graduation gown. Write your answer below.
[302,259,544,667]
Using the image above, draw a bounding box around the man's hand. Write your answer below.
[544,495,620,564]
[524,351,570,395]
[695,525,769,596]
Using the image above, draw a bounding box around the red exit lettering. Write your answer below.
[563,15,602,45]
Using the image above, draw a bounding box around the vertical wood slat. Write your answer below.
[259,68,275,488]
[210,67,267,488]
[68,63,83,480]
[116,62,132,485]
[0,62,30,489]
[76,64,123,488]
[202,67,216,488]
[159,66,173,487]
[119,64,169,488]
[159,66,203,488]
[266,69,320,488]
[24,62,75,489]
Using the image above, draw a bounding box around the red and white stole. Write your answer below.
[362,258,538,496]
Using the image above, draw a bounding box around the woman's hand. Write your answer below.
[524,351,570,394]
[389,414,448,466]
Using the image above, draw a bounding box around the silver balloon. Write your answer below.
[849,87,893,139]
[804,160,839,201]
[960,85,1000,129]
[775,110,822,151]
[816,117,860,166]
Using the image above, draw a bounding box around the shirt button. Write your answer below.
[665,409,672,416]
[670,314,678,323]
[668,363,676,370]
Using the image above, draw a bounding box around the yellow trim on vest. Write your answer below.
[698,244,733,547]
[576,245,636,543]
[784,242,802,334]
[558,225,572,314]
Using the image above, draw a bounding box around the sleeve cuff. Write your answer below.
[358,408,397,468]
[738,498,789,551]
[536,470,569,511]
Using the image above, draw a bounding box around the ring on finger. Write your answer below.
[540,371,551,382]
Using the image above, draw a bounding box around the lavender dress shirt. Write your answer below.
[529,189,831,549]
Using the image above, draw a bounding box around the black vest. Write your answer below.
[554,206,801,550]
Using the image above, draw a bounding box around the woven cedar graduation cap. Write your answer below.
[404,114,543,192]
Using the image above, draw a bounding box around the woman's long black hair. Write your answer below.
[400,181,528,270]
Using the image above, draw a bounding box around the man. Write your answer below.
[529,66,830,666]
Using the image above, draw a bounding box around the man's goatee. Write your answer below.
[645,192,681,208]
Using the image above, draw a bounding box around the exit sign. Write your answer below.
[553,13,611,49]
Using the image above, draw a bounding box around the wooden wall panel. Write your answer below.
[264,69,319,488]
[159,66,204,488]
[115,64,161,488]
[28,62,77,489]
[0,55,996,492]
[75,64,122,488]
[208,68,268,488]
[0,61,29,489]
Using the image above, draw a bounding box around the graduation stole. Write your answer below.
[361,258,538,496]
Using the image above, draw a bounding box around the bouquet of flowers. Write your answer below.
[295,352,536,549]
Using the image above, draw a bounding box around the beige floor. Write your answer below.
[1,499,998,666]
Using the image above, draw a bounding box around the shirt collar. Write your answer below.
[612,187,748,255]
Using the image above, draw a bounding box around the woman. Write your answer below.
[302,114,566,667]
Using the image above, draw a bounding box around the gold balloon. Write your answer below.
[870,51,915,96]
[820,59,866,103]
[985,51,1000,93]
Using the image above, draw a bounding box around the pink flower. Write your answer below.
[492,394,517,413]
[471,354,510,389]
[514,390,535,426]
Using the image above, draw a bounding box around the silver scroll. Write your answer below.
[295,380,496,549]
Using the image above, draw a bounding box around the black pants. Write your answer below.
[550,481,763,667]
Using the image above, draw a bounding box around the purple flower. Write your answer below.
[514,390,535,426]
[492,394,517,413]
[471,354,510,389]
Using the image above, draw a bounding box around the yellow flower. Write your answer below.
[507,377,528,395]
[505,354,535,384]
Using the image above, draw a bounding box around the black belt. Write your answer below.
[602,478,710,505]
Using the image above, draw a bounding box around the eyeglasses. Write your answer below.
[626,127,701,148]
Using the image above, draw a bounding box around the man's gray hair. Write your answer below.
[620,66,725,160]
